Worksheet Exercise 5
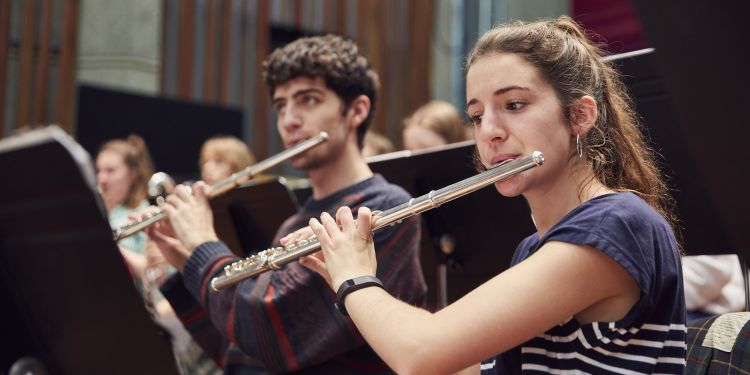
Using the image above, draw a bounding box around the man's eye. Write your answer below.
[302,96,319,105]
[470,114,482,125]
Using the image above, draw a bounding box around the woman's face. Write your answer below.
[466,53,573,197]
[96,149,135,209]
[402,125,447,151]
[201,158,234,185]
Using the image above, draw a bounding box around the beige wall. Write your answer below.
[77,0,161,95]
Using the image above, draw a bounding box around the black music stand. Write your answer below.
[0,127,178,374]
[628,0,750,258]
[609,43,750,309]
[367,142,536,308]
[210,177,301,256]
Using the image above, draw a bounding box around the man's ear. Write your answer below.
[570,95,597,136]
[346,95,372,130]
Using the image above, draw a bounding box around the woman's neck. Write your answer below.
[105,198,119,214]
[526,164,612,237]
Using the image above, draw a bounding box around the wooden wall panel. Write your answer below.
[218,0,231,104]
[356,0,388,135]
[160,0,169,93]
[17,0,36,129]
[238,0,248,105]
[294,0,302,29]
[34,0,53,125]
[160,0,433,156]
[254,0,270,158]
[336,0,346,35]
[407,0,432,115]
[55,0,79,134]
[177,0,195,97]
[203,0,216,101]
[0,0,10,136]
[322,0,336,33]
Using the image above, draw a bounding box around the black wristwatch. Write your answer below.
[335,275,384,316]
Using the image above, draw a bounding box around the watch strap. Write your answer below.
[335,275,384,316]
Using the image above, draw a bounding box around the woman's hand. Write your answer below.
[302,206,377,291]
[144,239,171,285]
[119,245,147,278]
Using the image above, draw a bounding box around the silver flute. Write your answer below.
[210,150,544,291]
[113,132,329,241]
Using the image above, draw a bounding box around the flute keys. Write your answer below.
[269,246,285,256]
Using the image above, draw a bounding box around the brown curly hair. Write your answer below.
[467,16,680,241]
[263,34,380,148]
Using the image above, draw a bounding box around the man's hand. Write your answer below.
[140,206,191,272]
[163,181,219,251]
[141,181,219,272]
[280,225,315,247]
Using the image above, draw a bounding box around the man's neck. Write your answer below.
[307,145,373,200]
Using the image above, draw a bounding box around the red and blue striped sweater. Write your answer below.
[161,174,427,374]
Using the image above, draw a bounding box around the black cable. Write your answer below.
[740,252,750,312]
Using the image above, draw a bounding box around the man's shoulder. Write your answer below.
[361,174,411,207]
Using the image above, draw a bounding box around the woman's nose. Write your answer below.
[476,111,508,144]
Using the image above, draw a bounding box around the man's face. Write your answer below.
[272,76,352,171]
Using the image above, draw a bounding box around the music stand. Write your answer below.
[368,142,536,308]
[0,126,178,374]
[210,176,301,256]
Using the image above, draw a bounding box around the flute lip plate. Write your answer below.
[532,151,545,165]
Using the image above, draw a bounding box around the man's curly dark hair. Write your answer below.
[263,34,380,148]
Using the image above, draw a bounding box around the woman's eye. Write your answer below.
[506,101,525,111]
[469,114,482,125]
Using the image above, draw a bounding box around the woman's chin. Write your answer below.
[493,176,524,197]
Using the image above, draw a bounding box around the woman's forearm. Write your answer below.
[345,287,456,374]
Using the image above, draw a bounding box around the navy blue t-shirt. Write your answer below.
[482,192,686,374]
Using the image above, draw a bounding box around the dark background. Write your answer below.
[76,84,243,181]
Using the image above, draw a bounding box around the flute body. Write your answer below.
[113,132,329,241]
[210,151,544,291]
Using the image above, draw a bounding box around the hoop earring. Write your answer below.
[576,134,583,158]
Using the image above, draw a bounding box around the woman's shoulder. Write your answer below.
[566,192,668,229]
[544,192,675,258]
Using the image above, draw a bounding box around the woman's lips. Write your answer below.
[490,153,520,167]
